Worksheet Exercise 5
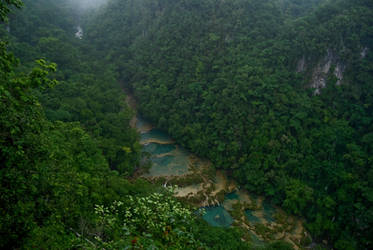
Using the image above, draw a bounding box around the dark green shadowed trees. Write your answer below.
[85,0,373,248]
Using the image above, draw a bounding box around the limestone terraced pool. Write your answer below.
[131,112,309,249]
[137,115,285,228]
[137,116,191,177]
[201,206,234,227]
[222,191,276,225]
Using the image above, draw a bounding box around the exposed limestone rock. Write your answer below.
[310,49,344,94]
[334,62,345,85]
[75,26,83,39]
[361,47,368,59]
[311,49,333,94]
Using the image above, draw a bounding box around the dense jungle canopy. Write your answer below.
[1,0,372,249]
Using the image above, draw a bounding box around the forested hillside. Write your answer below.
[1,1,264,249]
[3,0,143,175]
[85,0,373,249]
[1,0,372,249]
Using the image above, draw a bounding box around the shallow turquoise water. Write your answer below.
[141,129,172,143]
[143,148,189,177]
[140,123,190,177]
[223,191,275,224]
[225,192,239,200]
[262,200,276,223]
[143,143,176,155]
[152,155,175,166]
[245,210,261,224]
[142,155,187,176]
[137,114,285,242]
[202,206,233,227]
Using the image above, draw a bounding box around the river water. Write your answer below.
[127,94,309,249]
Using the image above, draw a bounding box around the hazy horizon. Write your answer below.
[67,0,108,10]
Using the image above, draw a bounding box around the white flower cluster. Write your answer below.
[95,192,194,235]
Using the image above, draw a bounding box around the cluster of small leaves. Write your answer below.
[91,193,205,249]
[0,0,22,22]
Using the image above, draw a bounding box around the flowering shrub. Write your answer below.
[91,193,205,249]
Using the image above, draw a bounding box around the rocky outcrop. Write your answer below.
[334,62,345,86]
[310,49,346,94]
[310,49,333,94]
[75,26,83,39]
[360,47,368,59]
[297,49,345,94]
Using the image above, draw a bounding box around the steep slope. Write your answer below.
[1,1,269,249]
[0,1,149,248]
[3,0,142,174]
[86,0,373,248]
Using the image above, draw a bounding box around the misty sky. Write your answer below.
[68,0,108,10]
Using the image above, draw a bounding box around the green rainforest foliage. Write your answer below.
[1,0,372,249]
[85,0,372,249]
[0,1,262,249]
[4,0,141,175]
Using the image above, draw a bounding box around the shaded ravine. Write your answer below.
[125,93,311,249]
